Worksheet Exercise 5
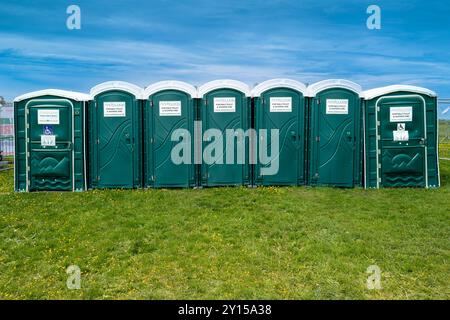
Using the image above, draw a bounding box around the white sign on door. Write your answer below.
[390,106,412,122]
[41,135,56,146]
[104,102,126,117]
[214,97,236,113]
[159,101,181,116]
[270,97,292,113]
[38,109,60,124]
[393,130,409,141]
[326,99,349,114]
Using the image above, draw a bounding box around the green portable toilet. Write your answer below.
[307,79,364,187]
[364,85,440,188]
[142,81,197,188]
[197,80,251,187]
[252,79,307,186]
[88,81,143,189]
[14,89,89,192]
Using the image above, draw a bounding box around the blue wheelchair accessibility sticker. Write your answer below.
[43,125,54,135]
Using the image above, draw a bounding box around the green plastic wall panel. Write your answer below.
[253,88,306,186]
[308,88,363,187]
[88,90,142,189]
[199,89,251,186]
[143,90,196,188]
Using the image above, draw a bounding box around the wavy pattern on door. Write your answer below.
[319,118,352,169]
[99,120,131,171]
[154,117,187,170]
[30,154,71,190]
[382,149,425,187]
[207,116,241,169]
[31,156,70,177]
[261,117,297,165]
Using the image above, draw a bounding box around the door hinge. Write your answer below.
[378,164,381,169]
[95,102,97,108]
[316,136,320,142]
[151,101,154,107]
[377,121,380,126]
[26,123,29,129]
[27,152,30,157]
[377,178,382,184]
[376,106,380,112]
[97,138,100,144]
[377,135,381,140]
[97,175,100,181]
[27,166,30,172]
[378,149,381,155]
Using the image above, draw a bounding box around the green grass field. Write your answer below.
[0,160,449,300]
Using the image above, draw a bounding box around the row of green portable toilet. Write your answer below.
[13,79,440,191]
[253,79,364,187]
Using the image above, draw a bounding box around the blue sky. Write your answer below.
[1,0,449,117]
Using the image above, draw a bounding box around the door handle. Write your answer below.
[125,133,131,144]
[290,131,297,140]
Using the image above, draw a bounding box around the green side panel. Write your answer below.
[253,88,306,186]
[200,90,250,186]
[365,92,439,188]
[89,90,142,189]
[309,89,362,187]
[143,90,195,188]
[14,95,85,192]
[14,101,26,191]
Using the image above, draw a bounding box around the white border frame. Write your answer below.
[90,81,143,99]
[143,80,197,99]
[364,85,436,101]
[15,90,90,103]
[197,79,251,98]
[307,79,363,98]
[375,94,428,188]
[251,79,307,97]
[25,99,75,191]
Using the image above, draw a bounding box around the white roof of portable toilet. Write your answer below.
[307,79,363,98]
[197,79,251,98]
[143,80,197,99]
[14,89,90,102]
[363,85,437,100]
[251,79,307,97]
[90,81,143,99]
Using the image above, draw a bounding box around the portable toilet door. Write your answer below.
[307,80,364,187]
[364,85,440,188]
[142,81,197,188]
[198,80,251,186]
[252,79,307,186]
[14,89,89,192]
[88,81,143,189]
